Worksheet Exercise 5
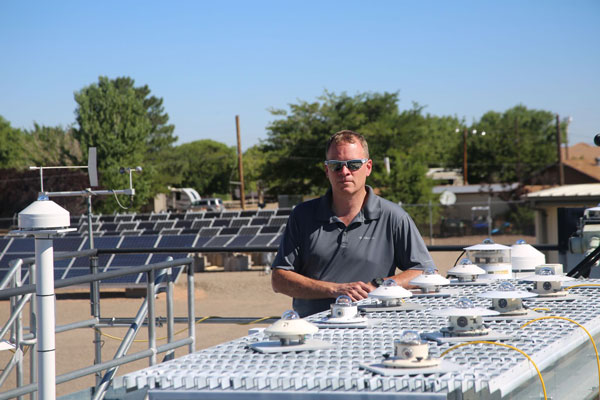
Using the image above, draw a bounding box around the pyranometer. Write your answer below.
[409,268,450,293]
[264,310,318,345]
[382,330,441,369]
[447,259,486,283]
[464,238,512,279]
[431,298,499,337]
[522,267,574,297]
[316,295,369,327]
[477,281,537,316]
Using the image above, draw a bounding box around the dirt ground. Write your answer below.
[0,234,532,397]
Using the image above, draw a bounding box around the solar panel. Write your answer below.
[137,221,156,230]
[102,222,118,231]
[268,216,288,227]
[257,210,275,218]
[240,210,257,218]
[99,215,116,223]
[184,212,204,220]
[109,254,151,267]
[142,230,160,236]
[54,237,84,252]
[145,255,187,283]
[149,213,169,221]
[271,234,283,246]
[181,228,199,235]
[221,211,239,219]
[191,219,212,229]
[170,213,185,220]
[102,231,119,237]
[276,208,292,216]
[121,230,144,236]
[70,253,112,268]
[246,234,276,247]
[174,220,193,229]
[0,238,12,253]
[229,218,250,228]
[157,234,197,248]
[0,253,34,269]
[79,222,102,232]
[211,219,230,227]
[199,227,221,237]
[239,226,260,236]
[135,214,150,221]
[154,221,175,230]
[250,218,268,226]
[115,214,134,222]
[259,226,280,234]
[5,238,34,253]
[194,236,211,247]
[225,235,254,248]
[204,235,234,247]
[82,236,122,249]
[117,222,138,231]
[119,235,159,249]
[220,227,240,235]
[204,211,221,219]
[160,228,182,235]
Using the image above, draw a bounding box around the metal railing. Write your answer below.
[0,250,195,400]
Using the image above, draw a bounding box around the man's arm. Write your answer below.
[386,268,423,288]
[271,268,373,302]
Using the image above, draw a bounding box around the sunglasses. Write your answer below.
[324,159,369,172]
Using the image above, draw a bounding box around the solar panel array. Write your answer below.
[0,209,290,287]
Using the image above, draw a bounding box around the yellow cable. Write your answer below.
[564,284,600,291]
[531,308,551,312]
[520,316,600,399]
[440,340,547,400]
[239,316,273,325]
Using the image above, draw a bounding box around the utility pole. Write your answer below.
[556,114,564,185]
[463,128,468,185]
[235,115,246,210]
[515,117,521,183]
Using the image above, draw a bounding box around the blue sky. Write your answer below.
[1,1,598,151]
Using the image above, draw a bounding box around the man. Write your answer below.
[271,130,435,317]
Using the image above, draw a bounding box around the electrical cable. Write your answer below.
[564,284,600,291]
[453,250,466,267]
[111,190,130,210]
[441,340,546,400]
[520,316,600,399]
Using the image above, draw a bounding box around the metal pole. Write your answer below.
[235,115,246,210]
[90,256,102,386]
[556,114,564,185]
[147,268,156,366]
[428,200,433,245]
[463,128,468,185]
[164,259,175,361]
[487,196,492,237]
[29,262,36,400]
[14,264,23,400]
[87,196,94,250]
[35,235,56,400]
[187,264,195,352]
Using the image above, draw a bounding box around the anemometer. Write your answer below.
[28,147,142,249]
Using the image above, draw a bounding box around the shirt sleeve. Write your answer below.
[395,213,436,271]
[271,211,302,272]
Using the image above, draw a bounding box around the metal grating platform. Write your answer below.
[114,280,600,399]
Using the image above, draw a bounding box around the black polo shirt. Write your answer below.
[272,186,435,317]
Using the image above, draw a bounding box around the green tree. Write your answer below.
[461,105,560,184]
[0,116,27,169]
[260,91,438,209]
[73,76,171,212]
[173,140,236,197]
[23,123,82,166]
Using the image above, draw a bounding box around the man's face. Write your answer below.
[325,141,372,196]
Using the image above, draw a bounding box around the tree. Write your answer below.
[461,105,560,184]
[0,115,27,169]
[23,123,82,167]
[173,140,236,197]
[73,76,175,212]
[260,91,438,209]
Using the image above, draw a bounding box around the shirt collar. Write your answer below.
[317,185,382,222]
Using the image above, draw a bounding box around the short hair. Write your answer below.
[325,130,369,159]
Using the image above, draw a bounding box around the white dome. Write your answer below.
[18,198,70,230]
[511,240,545,272]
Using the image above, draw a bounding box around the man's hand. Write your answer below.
[331,281,373,302]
